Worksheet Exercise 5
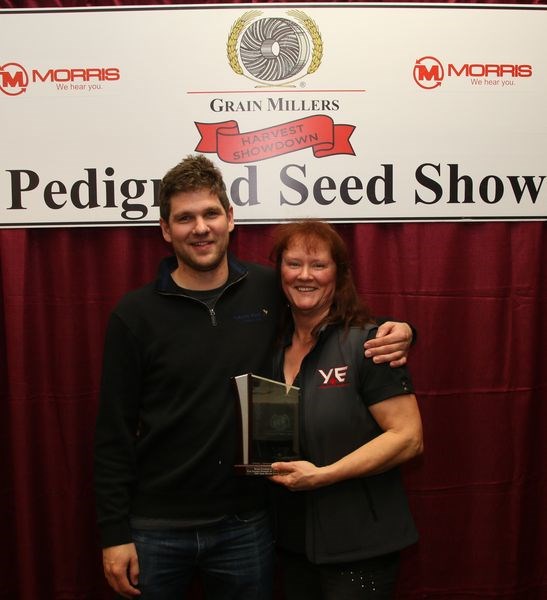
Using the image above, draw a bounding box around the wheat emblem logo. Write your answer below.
[227,9,323,87]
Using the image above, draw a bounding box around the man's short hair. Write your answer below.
[159,154,230,221]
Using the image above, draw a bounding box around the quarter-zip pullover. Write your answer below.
[94,255,281,548]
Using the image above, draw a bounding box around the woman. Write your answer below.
[268,221,423,600]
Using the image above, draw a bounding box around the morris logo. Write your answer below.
[413,56,444,90]
[227,10,323,87]
[413,55,532,90]
[0,62,28,96]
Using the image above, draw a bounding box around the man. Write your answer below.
[94,154,413,599]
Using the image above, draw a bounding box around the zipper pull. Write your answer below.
[210,308,217,326]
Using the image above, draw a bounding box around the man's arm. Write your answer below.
[364,321,413,367]
[102,543,141,598]
[94,312,142,591]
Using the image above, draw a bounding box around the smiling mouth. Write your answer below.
[295,286,316,292]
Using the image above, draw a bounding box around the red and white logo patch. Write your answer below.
[318,366,349,388]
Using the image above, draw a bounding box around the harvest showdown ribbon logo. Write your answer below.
[195,115,355,164]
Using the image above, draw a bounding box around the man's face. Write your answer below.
[160,189,234,276]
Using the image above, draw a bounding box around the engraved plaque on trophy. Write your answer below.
[232,373,300,476]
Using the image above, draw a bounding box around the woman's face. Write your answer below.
[281,236,337,320]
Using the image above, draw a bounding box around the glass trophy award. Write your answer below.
[232,373,300,476]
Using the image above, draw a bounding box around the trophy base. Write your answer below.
[234,464,276,476]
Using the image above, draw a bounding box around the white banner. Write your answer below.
[0,3,546,227]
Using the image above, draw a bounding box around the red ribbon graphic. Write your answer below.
[195,115,355,163]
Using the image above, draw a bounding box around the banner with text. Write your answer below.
[1,3,546,227]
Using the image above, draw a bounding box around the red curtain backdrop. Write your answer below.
[1,1,546,599]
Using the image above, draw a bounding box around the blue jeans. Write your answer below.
[131,510,274,600]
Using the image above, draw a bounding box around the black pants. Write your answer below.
[279,550,400,600]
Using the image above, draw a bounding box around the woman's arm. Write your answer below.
[269,393,423,491]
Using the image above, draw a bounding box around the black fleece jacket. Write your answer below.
[94,255,280,548]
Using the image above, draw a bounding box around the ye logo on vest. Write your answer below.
[318,366,349,387]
